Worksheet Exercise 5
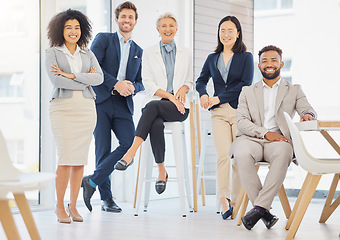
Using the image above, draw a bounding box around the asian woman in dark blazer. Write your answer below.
[196,16,254,220]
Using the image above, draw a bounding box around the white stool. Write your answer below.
[134,121,193,217]
[196,123,221,213]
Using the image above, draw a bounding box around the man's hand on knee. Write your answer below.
[264,131,289,143]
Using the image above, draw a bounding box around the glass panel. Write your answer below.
[0,0,40,203]
[282,59,292,71]
[281,0,293,9]
[255,0,277,11]
[255,0,340,191]
[57,0,111,39]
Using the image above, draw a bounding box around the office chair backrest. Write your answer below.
[0,129,20,181]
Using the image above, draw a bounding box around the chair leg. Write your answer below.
[286,174,321,240]
[172,127,187,217]
[182,133,193,211]
[277,184,291,219]
[133,146,143,209]
[195,103,205,207]
[197,127,208,207]
[0,199,21,240]
[14,193,41,240]
[190,102,198,212]
[237,192,249,226]
[134,139,149,216]
[319,173,340,223]
[143,150,153,211]
[231,187,245,219]
[285,172,312,230]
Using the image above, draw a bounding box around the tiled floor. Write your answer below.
[1,196,339,240]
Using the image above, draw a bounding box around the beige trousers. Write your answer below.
[211,103,242,202]
[231,136,293,210]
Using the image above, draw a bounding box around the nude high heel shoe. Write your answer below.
[67,204,83,222]
[55,209,71,224]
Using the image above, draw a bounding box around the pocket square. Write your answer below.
[134,55,139,59]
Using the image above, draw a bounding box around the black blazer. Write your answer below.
[91,32,144,114]
[196,51,254,109]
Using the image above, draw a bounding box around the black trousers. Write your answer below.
[135,99,189,163]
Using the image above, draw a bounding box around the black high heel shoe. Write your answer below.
[155,172,168,194]
[221,202,233,220]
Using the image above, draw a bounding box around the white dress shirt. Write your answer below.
[116,31,132,81]
[263,78,281,133]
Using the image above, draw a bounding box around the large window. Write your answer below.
[254,0,340,191]
[0,0,40,203]
[255,0,293,11]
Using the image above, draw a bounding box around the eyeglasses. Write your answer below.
[220,29,236,36]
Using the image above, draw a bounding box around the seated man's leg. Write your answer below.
[232,137,263,204]
[241,141,292,230]
[254,141,293,210]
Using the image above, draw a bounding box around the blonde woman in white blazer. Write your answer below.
[114,12,193,195]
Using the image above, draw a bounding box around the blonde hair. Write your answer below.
[156,12,178,28]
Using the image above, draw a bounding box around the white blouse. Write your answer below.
[56,44,82,74]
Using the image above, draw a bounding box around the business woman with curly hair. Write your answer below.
[196,16,254,220]
[45,9,103,223]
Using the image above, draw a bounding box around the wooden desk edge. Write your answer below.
[318,121,340,128]
[295,120,340,130]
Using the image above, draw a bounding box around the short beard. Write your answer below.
[261,68,280,80]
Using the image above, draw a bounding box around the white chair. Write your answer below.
[134,122,193,217]
[284,112,340,240]
[0,130,55,240]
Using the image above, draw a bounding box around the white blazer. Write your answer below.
[141,43,193,108]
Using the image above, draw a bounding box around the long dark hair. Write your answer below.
[47,9,92,48]
[214,16,246,53]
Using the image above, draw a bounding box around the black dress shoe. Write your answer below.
[261,210,279,229]
[241,208,265,230]
[81,176,96,212]
[101,198,122,212]
[155,172,168,194]
[114,159,134,171]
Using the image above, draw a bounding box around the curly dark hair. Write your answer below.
[47,9,92,48]
[215,16,246,53]
[115,1,138,20]
[258,45,283,61]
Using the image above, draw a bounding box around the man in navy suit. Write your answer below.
[81,1,144,212]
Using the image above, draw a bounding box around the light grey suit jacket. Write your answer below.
[235,79,316,142]
[45,47,103,101]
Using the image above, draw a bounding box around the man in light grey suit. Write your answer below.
[230,45,316,230]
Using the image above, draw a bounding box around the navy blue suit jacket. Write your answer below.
[196,51,254,109]
[91,32,144,114]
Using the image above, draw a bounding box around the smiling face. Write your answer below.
[115,8,137,33]
[63,19,81,45]
[219,20,239,50]
[157,17,178,44]
[258,50,284,80]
